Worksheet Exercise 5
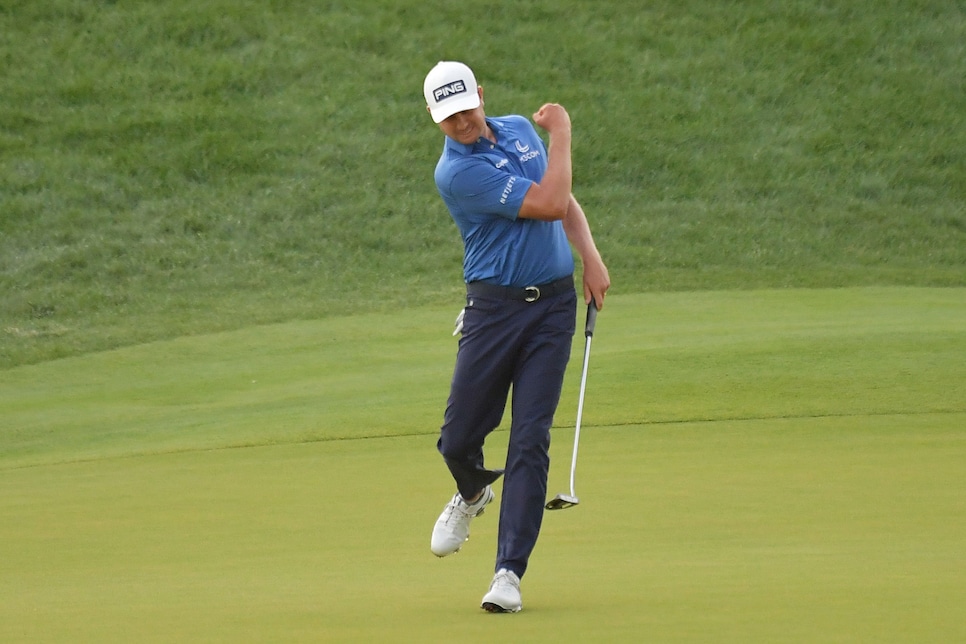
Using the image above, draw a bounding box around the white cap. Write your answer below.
[423,61,480,123]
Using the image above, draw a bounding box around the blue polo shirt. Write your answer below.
[433,115,575,287]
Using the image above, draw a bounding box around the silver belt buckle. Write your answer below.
[524,286,540,302]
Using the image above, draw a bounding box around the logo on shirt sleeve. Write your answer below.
[500,176,517,205]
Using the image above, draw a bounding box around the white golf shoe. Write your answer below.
[430,486,494,557]
[481,568,522,613]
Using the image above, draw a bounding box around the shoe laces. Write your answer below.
[491,569,519,591]
[448,490,489,520]
[440,497,474,527]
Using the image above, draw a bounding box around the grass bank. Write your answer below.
[2,1,965,367]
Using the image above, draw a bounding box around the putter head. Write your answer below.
[545,494,579,510]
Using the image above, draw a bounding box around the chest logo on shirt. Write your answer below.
[495,158,509,169]
[514,140,541,163]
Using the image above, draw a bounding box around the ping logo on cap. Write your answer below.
[433,80,467,103]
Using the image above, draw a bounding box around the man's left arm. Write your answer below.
[562,194,610,309]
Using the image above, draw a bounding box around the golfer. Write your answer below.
[423,61,610,612]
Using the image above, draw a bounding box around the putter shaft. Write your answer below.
[546,300,597,510]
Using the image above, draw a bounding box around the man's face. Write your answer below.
[434,87,487,144]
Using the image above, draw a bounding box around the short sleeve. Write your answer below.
[445,159,533,221]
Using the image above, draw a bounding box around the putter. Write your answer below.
[546,298,599,510]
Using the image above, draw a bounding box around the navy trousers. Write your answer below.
[437,286,576,578]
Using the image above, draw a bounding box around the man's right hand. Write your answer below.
[532,103,571,136]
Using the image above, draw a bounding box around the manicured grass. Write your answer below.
[2,417,963,642]
[3,0,964,638]
[3,1,965,367]
[2,289,964,640]
[3,288,962,468]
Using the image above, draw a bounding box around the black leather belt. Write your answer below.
[466,275,574,303]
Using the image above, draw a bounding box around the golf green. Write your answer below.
[2,288,964,641]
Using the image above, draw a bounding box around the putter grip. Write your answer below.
[585,298,598,337]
